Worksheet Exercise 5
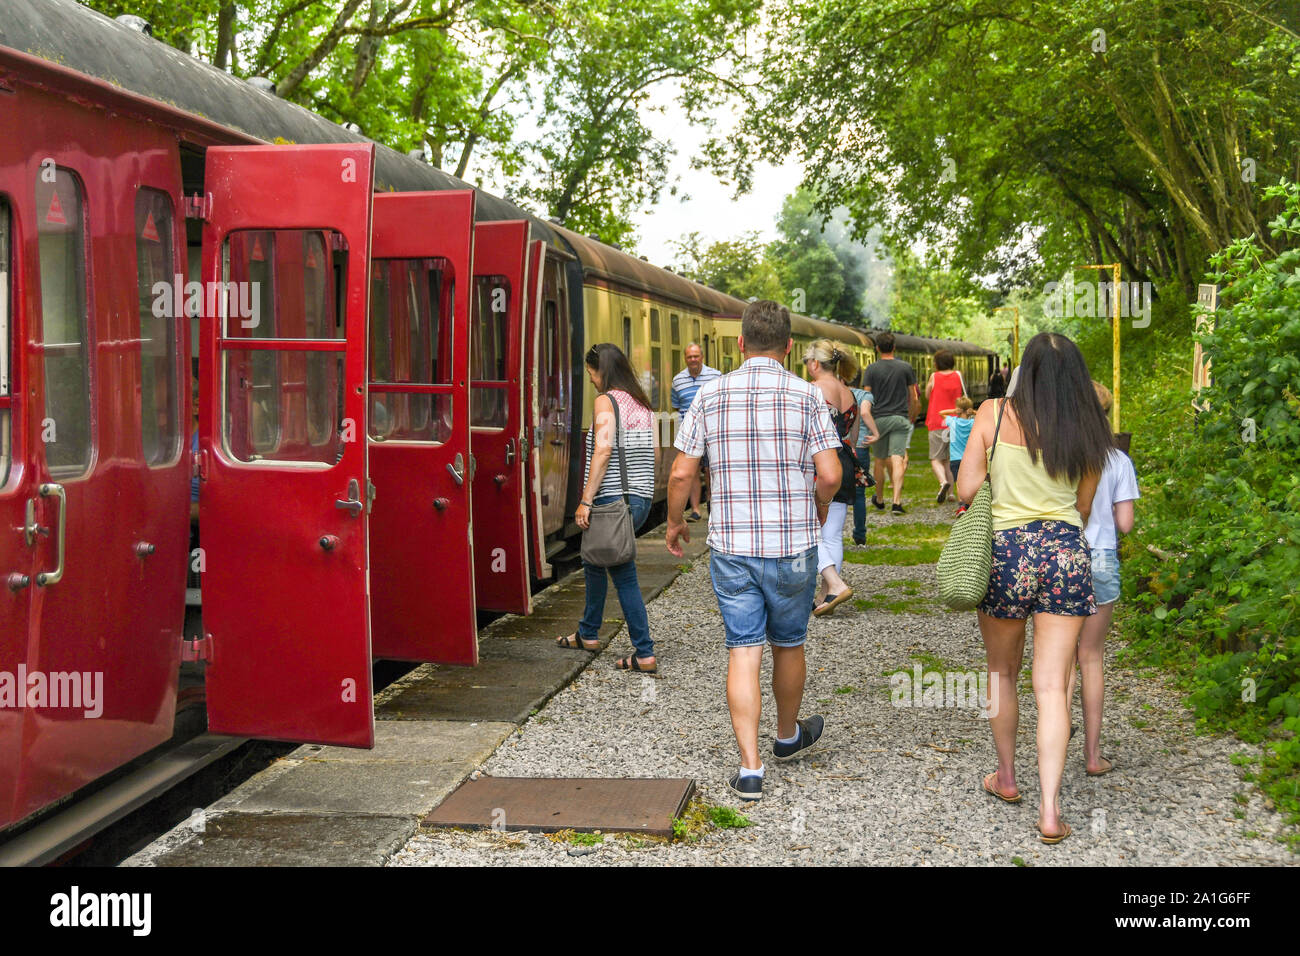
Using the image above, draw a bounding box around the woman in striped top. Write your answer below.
[557,343,660,672]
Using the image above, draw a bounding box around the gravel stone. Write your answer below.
[388,500,1297,867]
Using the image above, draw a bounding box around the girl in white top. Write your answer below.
[1066,382,1139,778]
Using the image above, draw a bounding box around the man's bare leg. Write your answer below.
[771,644,806,741]
[727,646,764,769]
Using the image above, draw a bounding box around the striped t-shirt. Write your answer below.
[671,364,722,418]
[585,389,656,500]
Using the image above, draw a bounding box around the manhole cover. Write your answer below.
[424,777,695,837]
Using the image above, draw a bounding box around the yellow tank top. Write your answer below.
[986,441,1081,531]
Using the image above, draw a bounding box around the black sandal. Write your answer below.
[616,655,657,674]
[556,633,597,651]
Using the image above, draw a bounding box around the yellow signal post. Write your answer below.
[1077,263,1121,433]
[994,306,1019,368]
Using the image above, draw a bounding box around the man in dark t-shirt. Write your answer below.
[860,332,919,514]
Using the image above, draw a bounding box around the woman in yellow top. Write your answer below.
[956,332,1112,845]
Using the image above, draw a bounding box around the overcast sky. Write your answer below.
[467,78,803,269]
[629,84,804,268]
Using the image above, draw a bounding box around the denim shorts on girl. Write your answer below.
[978,520,1097,619]
[1090,548,1121,605]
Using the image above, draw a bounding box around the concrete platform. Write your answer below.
[124,522,708,867]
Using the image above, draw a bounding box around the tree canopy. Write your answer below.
[713,0,1300,303]
[84,0,758,246]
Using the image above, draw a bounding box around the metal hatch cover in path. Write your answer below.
[424,777,695,837]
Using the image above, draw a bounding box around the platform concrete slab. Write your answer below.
[223,721,513,815]
[148,813,416,867]
[375,653,586,723]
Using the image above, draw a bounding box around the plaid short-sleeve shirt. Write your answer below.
[675,356,840,557]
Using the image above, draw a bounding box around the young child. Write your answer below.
[939,396,976,514]
[1067,381,1139,776]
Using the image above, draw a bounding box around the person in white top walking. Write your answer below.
[1067,382,1139,777]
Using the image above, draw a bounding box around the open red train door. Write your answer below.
[368,191,478,664]
[198,144,376,748]
[522,238,551,581]
[469,220,532,614]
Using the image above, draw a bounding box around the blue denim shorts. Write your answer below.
[709,547,818,648]
[1090,548,1121,605]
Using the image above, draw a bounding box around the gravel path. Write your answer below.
[390,499,1296,867]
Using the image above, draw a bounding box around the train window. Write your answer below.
[670,314,680,346]
[671,348,681,376]
[369,257,454,443]
[692,318,700,349]
[0,198,10,488]
[36,168,92,478]
[622,315,632,357]
[135,189,181,467]
[650,309,660,343]
[471,275,509,428]
[220,228,345,466]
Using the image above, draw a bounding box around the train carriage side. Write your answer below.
[546,227,750,516]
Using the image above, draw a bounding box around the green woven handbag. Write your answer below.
[937,401,1005,610]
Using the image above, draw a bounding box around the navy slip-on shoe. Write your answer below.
[772,715,826,762]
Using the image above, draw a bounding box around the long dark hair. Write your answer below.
[1009,332,1112,481]
[586,342,653,410]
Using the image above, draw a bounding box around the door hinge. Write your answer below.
[182,634,213,662]
[183,192,211,221]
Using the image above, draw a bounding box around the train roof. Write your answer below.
[864,330,995,355]
[549,224,749,315]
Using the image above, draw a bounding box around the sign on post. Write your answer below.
[1193,283,1217,410]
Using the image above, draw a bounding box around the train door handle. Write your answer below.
[335,478,364,517]
[34,483,66,587]
[505,437,516,466]
[446,453,465,486]
[23,497,49,545]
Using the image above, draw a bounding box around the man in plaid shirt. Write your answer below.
[667,300,843,802]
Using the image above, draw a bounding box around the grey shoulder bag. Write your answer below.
[580,396,637,567]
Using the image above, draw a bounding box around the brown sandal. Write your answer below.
[556,633,598,651]
[615,655,657,674]
[1037,821,1072,844]
[982,771,1022,804]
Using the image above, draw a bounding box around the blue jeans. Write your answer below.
[709,547,818,648]
[852,445,872,540]
[578,494,653,658]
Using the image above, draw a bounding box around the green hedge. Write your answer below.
[1119,182,1300,846]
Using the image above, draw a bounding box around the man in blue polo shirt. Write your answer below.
[671,343,720,521]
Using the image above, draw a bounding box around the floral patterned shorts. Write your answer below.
[978,520,1097,619]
